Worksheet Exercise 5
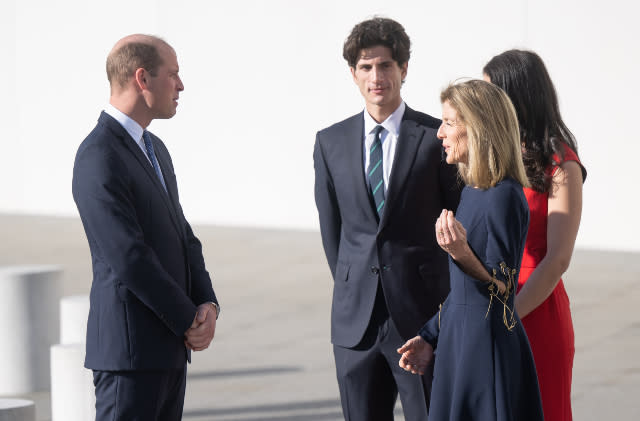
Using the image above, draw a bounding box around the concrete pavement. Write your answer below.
[0,213,638,420]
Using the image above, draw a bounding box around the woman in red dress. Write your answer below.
[483,50,587,421]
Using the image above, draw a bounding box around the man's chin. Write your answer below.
[367,97,388,107]
[157,110,177,120]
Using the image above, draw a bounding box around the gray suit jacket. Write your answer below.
[314,106,462,347]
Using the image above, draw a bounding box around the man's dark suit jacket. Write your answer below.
[72,112,218,370]
[314,106,462,348]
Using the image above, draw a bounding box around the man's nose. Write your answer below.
[177,76,184,91]
[371,66,382,82]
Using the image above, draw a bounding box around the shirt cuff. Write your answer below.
[208,301,220,319]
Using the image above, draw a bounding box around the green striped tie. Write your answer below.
[367,125,385,219]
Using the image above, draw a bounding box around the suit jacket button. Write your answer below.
[370,266,379,275]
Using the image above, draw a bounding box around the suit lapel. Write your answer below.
[100,113,183,237]
[346,112,379,224]
[379,107,425,229]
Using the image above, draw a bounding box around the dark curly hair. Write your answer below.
[483,49,579,193]
[343,17,411,68]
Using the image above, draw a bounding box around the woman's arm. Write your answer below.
[437,210,505,292]
[515,161,583,318]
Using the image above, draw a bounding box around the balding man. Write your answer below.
[72,34,220,420]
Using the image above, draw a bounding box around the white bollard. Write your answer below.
[50,344,95,421]
[0,399,36,421]
[59,295,89,345]
[0,265,62,395]
[51,295,94,420]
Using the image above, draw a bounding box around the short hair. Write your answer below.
[440,79,529,189]
[343,17,411,68]
[106,37,167,88]
[483,49,579,192]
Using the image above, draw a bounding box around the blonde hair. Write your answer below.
[440,79,529,189]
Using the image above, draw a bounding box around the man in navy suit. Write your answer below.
[72,34,220,420]
[313,18,462,420]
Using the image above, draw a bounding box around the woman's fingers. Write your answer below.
[441,210,452,241]
[397,341,413,354]
[494,279,507,294]
[436,211,448,248]
[447,211,467,244]
[444,211,456,241]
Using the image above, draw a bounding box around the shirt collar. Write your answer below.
[363,101,406,137]
[104,103,145,144]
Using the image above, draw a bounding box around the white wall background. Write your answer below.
[0,0,638,251]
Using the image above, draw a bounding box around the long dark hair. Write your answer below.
[483,50,579,192]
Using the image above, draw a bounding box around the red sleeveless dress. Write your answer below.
[517,144,585,421]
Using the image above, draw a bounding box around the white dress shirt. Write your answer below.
[104,104,165,180]
[363,102,405,193]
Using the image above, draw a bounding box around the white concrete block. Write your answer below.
[59,295,89,345]
[0,399,35,421]
[0,266,62,395]
[50,344,95,421]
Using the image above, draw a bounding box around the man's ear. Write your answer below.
[134,68,147,91]
[401,62,408,81]
[350,66,357,83]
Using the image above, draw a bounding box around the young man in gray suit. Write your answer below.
[313,18,462,420]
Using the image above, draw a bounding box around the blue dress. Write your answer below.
[419,178,544,421]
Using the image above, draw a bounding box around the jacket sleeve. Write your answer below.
[484,185,529,287]
[72,144,197,337]
[418,300,446,349]
[313,132,341,278]
[184,220,218,307]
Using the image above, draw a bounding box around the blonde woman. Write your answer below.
[398,80,543,421]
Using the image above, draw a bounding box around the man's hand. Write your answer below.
[397,336,434,375]
[184,303,217,351]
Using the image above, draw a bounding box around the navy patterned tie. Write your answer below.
[142,131,167,192]
[367,125,385,219]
